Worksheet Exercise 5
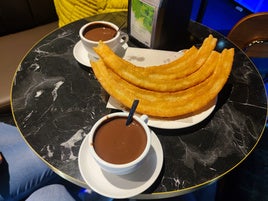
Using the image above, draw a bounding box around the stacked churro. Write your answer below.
[91,35,234,117]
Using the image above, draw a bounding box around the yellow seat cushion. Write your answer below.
[54,0,128,27]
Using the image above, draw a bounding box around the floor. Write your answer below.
[216,128,268,201]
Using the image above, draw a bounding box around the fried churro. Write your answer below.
[91,36,234,117]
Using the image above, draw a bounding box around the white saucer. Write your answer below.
[73,41,91,66]
[78,130,163,199]
[73,40,128,67]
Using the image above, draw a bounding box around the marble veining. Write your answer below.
[11,12,267,198]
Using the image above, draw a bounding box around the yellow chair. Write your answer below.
[53,0,128,27]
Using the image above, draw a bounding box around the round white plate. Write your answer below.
[78,130,163,199]
[107,96,217,129]
[73,40,128,67]
[74,41,216,129]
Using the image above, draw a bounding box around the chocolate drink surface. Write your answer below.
[83,23,117,41]
[93,117,147,164]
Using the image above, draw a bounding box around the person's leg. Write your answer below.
[25,184,76,201]
[0,122,114,201]
[25,184,114,201]
[0,122,59,201]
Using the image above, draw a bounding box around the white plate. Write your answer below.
[74,42,216,129]
[123,46,185,66]
[107,96,217,129]
[78,130,163,199]
[103,47,215,129]
[73,40,128,67]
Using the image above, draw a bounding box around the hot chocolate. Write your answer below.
[79,21,129,58]
[83,23,117,42]
[93,117,147,164]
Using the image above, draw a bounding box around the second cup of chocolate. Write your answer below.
[88,112,151,175]
[79,21,128,58]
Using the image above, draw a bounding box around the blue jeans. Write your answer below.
[25,184,113,201]
[0,122,113,201]
[0,122,59,201]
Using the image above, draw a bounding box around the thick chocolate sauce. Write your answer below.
[83,23,117,41]
[93,117,147,164]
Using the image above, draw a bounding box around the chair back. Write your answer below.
[227,12,268,58]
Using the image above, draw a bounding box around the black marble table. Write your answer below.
[11,12,267,199]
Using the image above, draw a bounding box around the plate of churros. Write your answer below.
[89,34,234,128]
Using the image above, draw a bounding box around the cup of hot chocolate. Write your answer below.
[79,21,128,58]
[88,112,151,175]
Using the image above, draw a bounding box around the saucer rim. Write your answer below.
[73,40,92,67]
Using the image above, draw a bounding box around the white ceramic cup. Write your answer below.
[79,21,129,58]
[88,112,151,175]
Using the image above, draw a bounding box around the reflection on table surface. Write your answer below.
[11,12,267,199]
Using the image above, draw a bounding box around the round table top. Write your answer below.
[11,12,267,199]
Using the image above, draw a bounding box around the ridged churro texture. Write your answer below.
[91,35,234,117]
